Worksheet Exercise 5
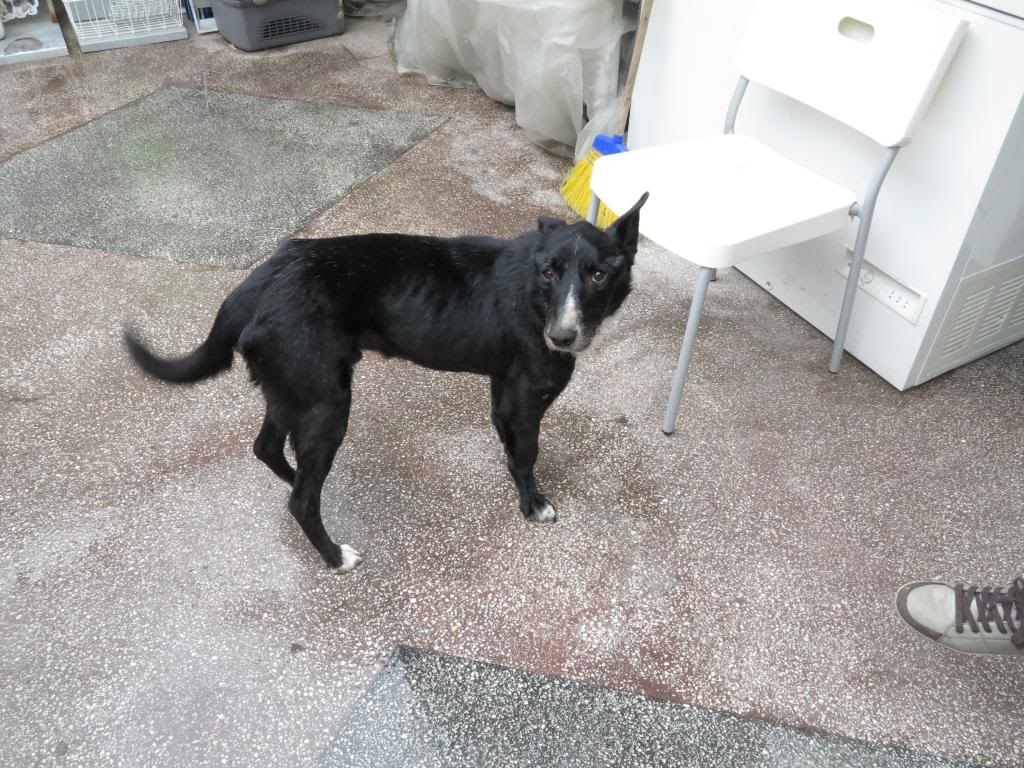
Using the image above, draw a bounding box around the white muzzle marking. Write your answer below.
[557,285,579,330]
[545,284,582,353]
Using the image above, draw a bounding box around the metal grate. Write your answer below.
[261,15,321,39]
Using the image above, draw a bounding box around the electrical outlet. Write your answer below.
[836,249,926,324]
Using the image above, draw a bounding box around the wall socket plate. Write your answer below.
[837,248,926,324]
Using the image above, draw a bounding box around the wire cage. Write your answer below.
[62,0,188,51]
[185,0,217,33]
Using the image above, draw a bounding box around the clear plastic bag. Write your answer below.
[394,0,633,158]
[1,0,40,21]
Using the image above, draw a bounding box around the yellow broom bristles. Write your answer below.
[559,148,619,230]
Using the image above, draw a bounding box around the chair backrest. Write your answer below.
[735,0,967,147]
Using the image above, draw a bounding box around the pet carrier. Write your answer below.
[210,0,343,51]
[62,0,187,52]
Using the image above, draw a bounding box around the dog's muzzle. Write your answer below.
[546,286,585,353]
[545,324,577,350]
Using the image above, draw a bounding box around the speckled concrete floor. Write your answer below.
[1,19,1022,768]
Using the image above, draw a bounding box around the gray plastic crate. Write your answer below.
[211,0,343,51]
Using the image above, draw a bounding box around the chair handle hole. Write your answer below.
[838,16,874,43]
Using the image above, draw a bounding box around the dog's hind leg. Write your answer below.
[253,411,295,486]
[288,386,362,573]
[489,378,514,454]
[490,377,557,524]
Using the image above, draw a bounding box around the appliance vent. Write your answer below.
[941,287,991,357]
[976,274,1024,342]
[1010,293,1024,329]
[262,16,321,39]
[922,253,1024,382]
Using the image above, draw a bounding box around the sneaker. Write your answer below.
[895,578,1024,656]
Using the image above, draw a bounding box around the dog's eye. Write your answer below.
[542,268,556,281]
[592,270,607,284]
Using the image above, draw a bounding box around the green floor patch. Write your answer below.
[0,88,443,268]
[325,646,983,768]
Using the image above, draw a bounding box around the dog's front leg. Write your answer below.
[491,378,557,523]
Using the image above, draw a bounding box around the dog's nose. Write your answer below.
[547,327,577,349]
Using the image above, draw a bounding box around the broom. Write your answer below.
[560,0,653,229]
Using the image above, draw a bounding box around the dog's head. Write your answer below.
[534,193,648,354]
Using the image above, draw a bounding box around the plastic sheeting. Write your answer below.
[1,0,39,22]
[394,0,634,159]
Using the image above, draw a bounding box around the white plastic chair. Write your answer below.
[590,0,967,435]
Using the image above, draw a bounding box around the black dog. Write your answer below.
[125,193,648,572]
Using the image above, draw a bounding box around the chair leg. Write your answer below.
[710,268,719,282]
[830,214,873,373]
[662,266,715,435]
[830,145,899,373]
[586,192,600,225]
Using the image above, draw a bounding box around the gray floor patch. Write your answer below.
[324,646,980,768]
[0,88,443,267]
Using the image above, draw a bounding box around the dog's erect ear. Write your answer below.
[538,216,567,233]
[605,192,649,259]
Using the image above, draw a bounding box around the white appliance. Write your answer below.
[628,0,1024,389]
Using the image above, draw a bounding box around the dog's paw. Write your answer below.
[330,544,363,574]
[526,501,558,523]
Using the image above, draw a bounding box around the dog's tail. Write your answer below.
[124,304,239,385]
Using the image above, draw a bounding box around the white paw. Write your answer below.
[530,502,557,523]
[333,544,363,574]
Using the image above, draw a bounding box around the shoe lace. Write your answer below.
[954,578,1024,649]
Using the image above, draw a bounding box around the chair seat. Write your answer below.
[590,134,858,268]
